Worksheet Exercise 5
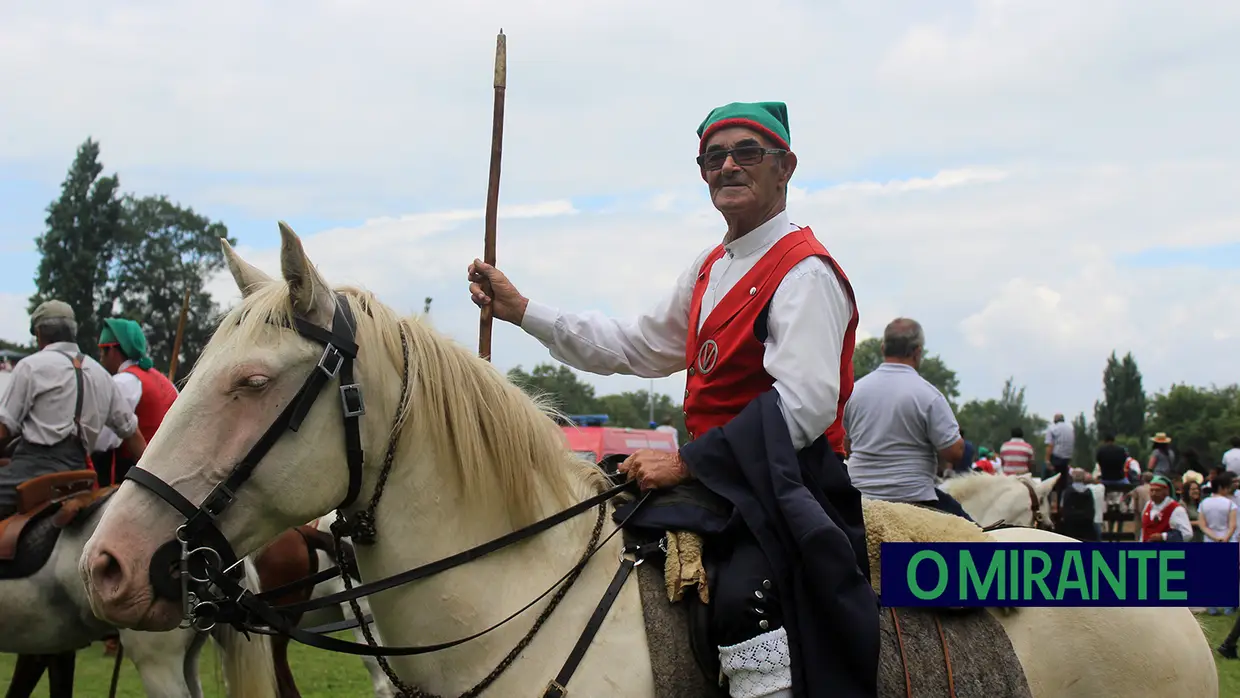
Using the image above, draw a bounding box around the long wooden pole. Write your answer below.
[478,29,506,362]
[167,287,191,382]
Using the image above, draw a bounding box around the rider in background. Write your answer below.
[0,301,146,518]
[92,318,178,487]
[843,317,973,521]
[973,447,996,474]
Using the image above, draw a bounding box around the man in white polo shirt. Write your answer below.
[843,317,971,520]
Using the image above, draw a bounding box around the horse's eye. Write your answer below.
[243,375,270,389]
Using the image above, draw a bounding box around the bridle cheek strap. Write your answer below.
[127,294,367,603]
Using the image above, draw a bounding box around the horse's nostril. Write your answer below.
[90,549,126,595]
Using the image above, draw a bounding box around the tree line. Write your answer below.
[509,337,1240,477]
[18,138,236,377]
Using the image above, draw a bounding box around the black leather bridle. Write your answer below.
[121,293,655,698]
[127,294,367,620]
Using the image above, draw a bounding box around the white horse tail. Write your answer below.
[214,557,279,698]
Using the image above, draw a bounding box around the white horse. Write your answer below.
[77,223,1218,696]
[0,497,277,697]
[939,472,1060,529]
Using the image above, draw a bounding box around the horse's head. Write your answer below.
[80,222,401,631]
[941,471,1060,528]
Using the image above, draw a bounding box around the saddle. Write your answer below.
[628,498,1033,698]
[0,470,109,565]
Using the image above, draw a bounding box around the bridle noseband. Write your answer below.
[126,294,368,627]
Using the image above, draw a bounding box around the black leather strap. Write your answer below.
[274,481,636,616]
[543,538,662,698]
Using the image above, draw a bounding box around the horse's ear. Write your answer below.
[1035,473,1061,497]
[278,221,334,324]
[221,239,272,298]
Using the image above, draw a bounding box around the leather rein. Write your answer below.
[123,294,656,698]
[1016,477,1051,530]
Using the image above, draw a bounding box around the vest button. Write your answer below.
[684,389,690,398]
[687,367,695,376]
[749,287,756,295]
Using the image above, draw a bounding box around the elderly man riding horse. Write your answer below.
[0,301,147,518]
[469,101,878,698]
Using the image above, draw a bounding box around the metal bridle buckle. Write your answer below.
[339,383,365,418]
[318,344,344,379]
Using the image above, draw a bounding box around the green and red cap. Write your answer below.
[696,101,791,154]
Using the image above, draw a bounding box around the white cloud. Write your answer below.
[3,1,1239,420]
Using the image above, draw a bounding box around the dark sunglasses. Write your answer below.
[696,146,787,171]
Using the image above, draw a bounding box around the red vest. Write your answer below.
[122,365,178,448]
[1141,499,1179,542]
[683,227,858,454]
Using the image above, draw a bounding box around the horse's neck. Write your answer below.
[354,450,651,696]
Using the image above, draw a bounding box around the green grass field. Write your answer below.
[3,616,1238,696]
[0,633,378,697]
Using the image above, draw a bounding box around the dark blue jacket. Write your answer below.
[617,390,879,698]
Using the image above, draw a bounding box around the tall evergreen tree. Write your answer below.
[29,138,124,351]
[1072,412,1097,468]
[1093,351,1147,438]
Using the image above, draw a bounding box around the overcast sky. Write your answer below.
[1,1,1237,423]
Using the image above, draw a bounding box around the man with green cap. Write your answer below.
[94,318,179,487]
[0,301,147,518]
[1139,474,1192,543]
[468,102,875,697]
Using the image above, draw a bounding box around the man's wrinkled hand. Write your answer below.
[618,449,689,491]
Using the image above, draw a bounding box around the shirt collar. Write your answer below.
[120,359,136,371]
[723,210,791,259]
[41,342,80,354]
[876,362,917,374]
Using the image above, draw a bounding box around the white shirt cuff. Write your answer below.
[520,300,560,343]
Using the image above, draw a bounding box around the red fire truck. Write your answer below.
[560,414,678,472]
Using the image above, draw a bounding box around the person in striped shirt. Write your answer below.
[999,427,1036,476]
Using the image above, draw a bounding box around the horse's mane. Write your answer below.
[202,280,608,526]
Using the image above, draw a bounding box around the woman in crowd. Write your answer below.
[1198,471,1238,616]
[1180,478,1205,542]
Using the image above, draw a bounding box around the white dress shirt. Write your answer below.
[1140,498,1193,542]
[94,360,142,451]
[520,211,854,451]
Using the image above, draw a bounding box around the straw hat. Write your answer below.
[1182,471,1204,485]
[1151,432,1171,444]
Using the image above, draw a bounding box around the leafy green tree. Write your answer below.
[507,364,601,415]
[103,195,236,374]
[1146,384,1240,465]
[29,138,124,351]
[852,336,960,405]
[957,378,1049,472]
[595,390,686,434]
[1093,351,1146,439]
